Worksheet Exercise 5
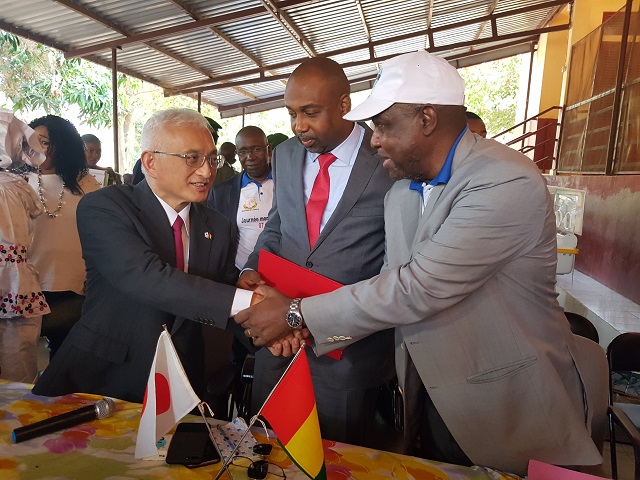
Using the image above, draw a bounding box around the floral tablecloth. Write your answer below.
[0,381,521,480]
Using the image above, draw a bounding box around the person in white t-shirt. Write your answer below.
[81,133,121,186]
[207,126,273,270]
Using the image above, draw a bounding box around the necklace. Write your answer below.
[37,168,65,218]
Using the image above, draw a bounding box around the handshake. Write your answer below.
[234,269,311,357]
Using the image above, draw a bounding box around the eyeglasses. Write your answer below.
[237,146,268,158]
[152,151,225,169]
[231,455,286,479]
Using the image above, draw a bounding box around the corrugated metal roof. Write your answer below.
[0,0,570,117]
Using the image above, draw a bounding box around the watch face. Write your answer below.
[286,311,302,329]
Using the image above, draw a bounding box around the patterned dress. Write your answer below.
[0,172,50,318]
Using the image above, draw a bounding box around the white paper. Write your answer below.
[211,418,261,462]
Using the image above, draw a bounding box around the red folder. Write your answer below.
[257,250,344,360]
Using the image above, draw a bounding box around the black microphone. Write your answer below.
[12,397,116,443]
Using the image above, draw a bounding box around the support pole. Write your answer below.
[523,43,535,153]
[111,48,120,173]
[605,0,633,175]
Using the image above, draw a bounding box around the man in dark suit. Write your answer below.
[33,108,253,403]
[207,126,272,271]
[238,57,395,447]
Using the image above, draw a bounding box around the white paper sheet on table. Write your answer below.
[211,418,261,462]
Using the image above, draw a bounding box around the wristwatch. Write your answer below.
[286,298,304,329]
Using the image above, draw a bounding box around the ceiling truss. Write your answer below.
[1,0,571,117]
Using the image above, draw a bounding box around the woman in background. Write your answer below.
[0,109,50,382]
[27,115,100,360]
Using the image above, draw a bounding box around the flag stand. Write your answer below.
[197,402,235,480]
[212,343,307,480]
[135,325,201,459]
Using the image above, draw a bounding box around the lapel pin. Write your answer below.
[204,232,212,240]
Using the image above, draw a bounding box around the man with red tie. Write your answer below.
[238,57,395,447]
[33,108,254,403]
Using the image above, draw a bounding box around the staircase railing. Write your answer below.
[492,106,563,172]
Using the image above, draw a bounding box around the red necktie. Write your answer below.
[306,153,337,247]
[172,216,185,272]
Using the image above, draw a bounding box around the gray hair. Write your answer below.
[141,108,211,151]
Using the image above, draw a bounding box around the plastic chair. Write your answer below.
[565,311,599,343]
[607,332,640,480]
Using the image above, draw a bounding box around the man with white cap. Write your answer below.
[235,51,603,475]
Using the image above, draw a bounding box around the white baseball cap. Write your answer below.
[344,51,465,121]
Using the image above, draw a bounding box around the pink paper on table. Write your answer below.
[528,460,611,480]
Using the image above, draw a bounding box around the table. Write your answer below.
[0,381,521,479]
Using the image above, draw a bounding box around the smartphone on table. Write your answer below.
[165,422,220,468]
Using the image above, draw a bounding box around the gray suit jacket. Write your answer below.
[303,131,601,475]
[33,181,242,403]
[245,124,395,406]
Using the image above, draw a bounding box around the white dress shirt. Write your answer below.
[303,123,365,233]
[153,193,252,316]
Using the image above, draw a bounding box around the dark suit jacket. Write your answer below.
[207,172,243,239]
[131,158,144,185]
[245,124,396,439]
[33,181,242,403]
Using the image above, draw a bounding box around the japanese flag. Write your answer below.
[135,330,200,458]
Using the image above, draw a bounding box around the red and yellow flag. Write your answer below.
[261,347,326,480]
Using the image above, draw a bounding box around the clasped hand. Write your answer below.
[235,270,310,357]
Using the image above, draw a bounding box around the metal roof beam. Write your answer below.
[215,77,381,117]
[216,37,539,117]
[159,4,269,102]
[0,19,161,86]
[177,35,540,97]
[474,0,499,45]
[354,0,375,59]
[354,0,372,43]
[167,0,286,91]
[55,0,219,78]
[64,0,315,59]
[260,0,316,57]
[64,7,264,59]
[426,0,434,49]
[167,0,263,69]
[167,0,570,94]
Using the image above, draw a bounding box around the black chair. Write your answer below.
[571,335,609,455]
[565,311,599,343]
[607,332,640,480]
[235,354,255,420]
[201,325,254,421]
[40,292,85,360]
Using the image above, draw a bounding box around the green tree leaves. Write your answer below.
[459,55,524,136]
